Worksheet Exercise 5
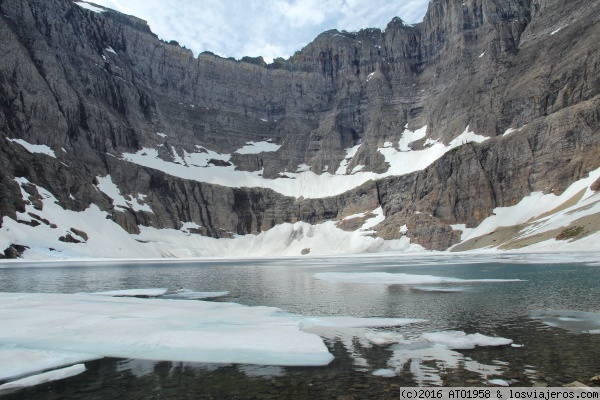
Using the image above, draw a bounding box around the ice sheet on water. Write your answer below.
[421,331,513,349]
[411,285,473,292]
[299,316,426,330]
[314,272,523,285]
[0,364,86,391]
[89,288,168,297]
[160,290,229,300]
[530,310,600,334]
[365,331,405,346]
[0,347,98,381]
[0,292,334,369]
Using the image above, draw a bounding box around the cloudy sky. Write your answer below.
[87,0,430,63]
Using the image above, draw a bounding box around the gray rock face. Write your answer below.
[0,0,599,254]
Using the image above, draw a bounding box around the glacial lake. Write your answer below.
[1,252,600,399]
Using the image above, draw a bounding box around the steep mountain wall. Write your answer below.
[0,0,599,257]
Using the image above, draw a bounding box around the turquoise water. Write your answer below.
[1,253,599,398]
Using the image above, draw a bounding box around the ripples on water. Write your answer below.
[1,253,600,398]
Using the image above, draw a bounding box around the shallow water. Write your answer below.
[1,253,600,398]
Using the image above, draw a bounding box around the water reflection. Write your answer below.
[1,254,600,398]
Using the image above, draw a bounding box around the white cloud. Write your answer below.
[88,0,429,63]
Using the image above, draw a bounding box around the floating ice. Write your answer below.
[299,316,425,330]
[530,310,600,334]
[0,347,98,381]
[314,272,523,285]
[160,290,229,300]
[0,364,86,391]
[411,286,473,292]
[421,331,513,349]
[0,292,334,368]
[89,288,168,297]
[365,331,405,346]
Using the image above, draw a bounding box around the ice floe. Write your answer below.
[0,347,98,381]
[0,364,86,391]
[421,331,513,349]
[530,310,600,334]
[159,290,230,300]
[411,285,473,292]
[89,288,168,297]
[313,272,523,285]
[0,292,333,368]
[365,331,405,346]
[299,316,426,330]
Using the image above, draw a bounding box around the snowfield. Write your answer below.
[120,126,490,199]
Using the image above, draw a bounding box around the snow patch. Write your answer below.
[235,140,281,155]
[296,163,310,172]
[96,175,153,213]
[398,126,427,152]
[335,143,362,175]
[74,1,106,13]
[180,221,201,233]
[8,138,56,158]
[456,166,600,245]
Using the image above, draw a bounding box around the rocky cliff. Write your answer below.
[0,0,599,258]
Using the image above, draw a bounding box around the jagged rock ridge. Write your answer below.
[0,0,599,257]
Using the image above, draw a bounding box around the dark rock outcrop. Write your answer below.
[0,0,599,252]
